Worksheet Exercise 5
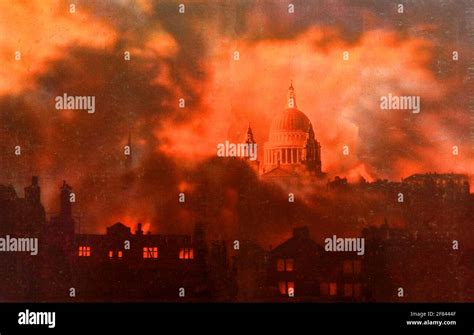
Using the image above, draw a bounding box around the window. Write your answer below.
[344,283,362,298]
[343,260,353,274]
[329,282,337,296]
[287,281,295,296]
[276,258,294,272]
[109,250,124,259]
[344,260,362,274]
[278,281,295,296]
[78,246,91,257]
[320,282,329,296]
[179,248,194,259]
[354,284,361,297]
[353,260,362,274]
[344,283,353,297]
[277,259,285,271]
[279,281,286,295]
[143,247,158,259]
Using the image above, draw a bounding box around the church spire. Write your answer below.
[245,122,255,144]
[286,80,297,108]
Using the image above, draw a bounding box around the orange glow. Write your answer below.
[157,26,474,185]
[278,281,295,296]
[0,0,117,95]
[0,0,471,247]
[143,247,158,259]
[278,281,286,295]
[287,282,295,296]
[78,246,91,257]
[179,248,194,260]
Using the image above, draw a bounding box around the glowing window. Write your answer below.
[179,248,194,259]
[78,246,91,257]
[278,281,295,296]
[109,250,123,259]
[278,281,286,295]
[143,247,158,259]
[287,281,295,296]
[329,283,337,296]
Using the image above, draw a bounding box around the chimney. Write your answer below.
[25,176,41,204]
[60,181,72,219]
[136,223,143,236]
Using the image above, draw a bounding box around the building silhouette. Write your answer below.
[0,172,472,301]
[267,227,366,301]
[0,178,211,301]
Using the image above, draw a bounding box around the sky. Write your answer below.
[0,0,472,238]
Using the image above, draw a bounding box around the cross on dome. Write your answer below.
[287,81,297,108]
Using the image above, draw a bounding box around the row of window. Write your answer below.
[343,260,362,274]
[109,250,123,259]
[278,281,362,297]
[143,247,158,259]
[320,282,361,297]
[277,258,362,274]
[78,246,194,260]
[277,258,294,272]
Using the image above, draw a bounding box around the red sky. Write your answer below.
[0,0,472,234]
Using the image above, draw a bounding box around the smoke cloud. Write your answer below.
[0,0,472,243]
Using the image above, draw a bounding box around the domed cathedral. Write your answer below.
[261,82,323,180]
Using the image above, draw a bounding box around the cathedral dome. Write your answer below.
[269,108,311,135]
[267,82,312,146]
[263,82,322,174]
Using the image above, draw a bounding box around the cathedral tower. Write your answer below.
[262,82,322,176]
